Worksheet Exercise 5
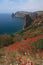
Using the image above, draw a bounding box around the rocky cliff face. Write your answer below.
[24,13,43,29]
[24,15,33,28]
[15,11,32,18]
[15,11,43,18]
[32,12,43,26]
[15,11,43,28]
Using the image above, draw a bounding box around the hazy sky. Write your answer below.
[0,0,43,13]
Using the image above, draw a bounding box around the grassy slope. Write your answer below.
[0,25,43,47]
[0,25,43,65]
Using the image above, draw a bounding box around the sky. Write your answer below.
[0,0,43,13]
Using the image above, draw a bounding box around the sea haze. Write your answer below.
[0,13,24,34]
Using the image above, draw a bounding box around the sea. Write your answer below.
[0,13,24,35]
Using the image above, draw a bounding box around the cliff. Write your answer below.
[15,11,32,18]
[14,11,43,29]
[15,11,43,18]
[24,14,33,28]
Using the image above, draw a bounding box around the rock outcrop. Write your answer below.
[15,11,43,18]
[15,11,43,29]
[24,15,33,28]
[32,15,43,26]
[24,13,43,28]
[15,11,32,18]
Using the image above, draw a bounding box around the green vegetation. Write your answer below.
[37,39,43,50]
[0,25,43,48]
[0,25,43,65]
[0,12,43,65]
[31,38,43,53]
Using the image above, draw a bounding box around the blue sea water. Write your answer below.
[0,13,24,34]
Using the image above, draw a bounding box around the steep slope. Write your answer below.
[0,25,43,65]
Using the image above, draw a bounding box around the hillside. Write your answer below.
[0,25,43,65]
[0,12,43,65]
